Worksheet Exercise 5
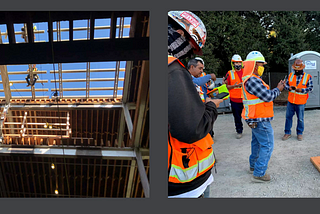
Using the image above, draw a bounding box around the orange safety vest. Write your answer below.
[288,72,311,105]
[227,70,242,99]
[168,56,215,183]
[241,61,274,120]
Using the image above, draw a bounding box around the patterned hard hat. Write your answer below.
[292,59,305,70]
[168,11,207,55]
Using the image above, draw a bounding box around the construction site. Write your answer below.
[210,105,320,197]
[0,11,149,198]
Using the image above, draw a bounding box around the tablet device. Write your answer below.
[212,92,229,99]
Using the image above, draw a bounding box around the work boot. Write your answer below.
[297,135,303,141]
[236,133,242,139]
[251,173,271,183]
[282,134,291,141]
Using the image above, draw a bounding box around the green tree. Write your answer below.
[194,11,268,77]
[263,11,309,73]
[184,11,319,77]
[304,11,320,53]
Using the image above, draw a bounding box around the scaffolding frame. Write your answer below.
[0,11,149,198]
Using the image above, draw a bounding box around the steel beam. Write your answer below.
[132,60,149,147]
[50,78,124,83]
[89,13,94,41]
[0,146,149,160]
[134,147,149,198]
[85,62,90,99]
[0,34,11,103]
[5,12,15,44]
[1,103,124,110]
[26,16,34,43]
[0,164,7,197]
[123,103,133,139]
[110,12,117,39]
[117,107,126,148]
[69,17,73,42]
[122,61,133,104]
[49,68,125,73]
[0,37,149,65]
[125,159,136,198]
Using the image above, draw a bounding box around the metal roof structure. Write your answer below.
[0,11,149,198]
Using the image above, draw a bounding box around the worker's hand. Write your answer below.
[222,77,227,84]
[277,80,285,92]
[210,73,217,81]
[235,83,242,88]
[289,86,296,91]
[295,88,303,92]
[206,97,223,108]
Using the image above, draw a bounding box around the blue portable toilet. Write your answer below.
[288,51,320,108]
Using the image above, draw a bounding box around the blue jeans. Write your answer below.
[284,102,305,135]
[249,121,274,177]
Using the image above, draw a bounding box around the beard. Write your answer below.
[294,70,303,75]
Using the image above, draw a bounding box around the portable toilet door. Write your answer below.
[288,51,320,108]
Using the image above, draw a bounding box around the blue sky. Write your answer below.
[0,17,131,98]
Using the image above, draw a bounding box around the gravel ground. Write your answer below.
[209,106,320,198]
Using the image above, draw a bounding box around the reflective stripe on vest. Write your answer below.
[228,70,242,99]
[229,70,235,80]
[243,98,264,105]
[241,61,273,119]
[169,150,214,183]
[168,132,214,184]
[288,72,310,105]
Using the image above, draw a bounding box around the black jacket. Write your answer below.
[168,60,219,196]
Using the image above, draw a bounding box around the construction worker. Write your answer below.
[21,25,36,41]
[168,11,223,198]
[224,54,244,139]
[187,57,216,102]
[26,64,39,87]
[188,57,216,138]
[242,51,285,183]
[282,59,313,141]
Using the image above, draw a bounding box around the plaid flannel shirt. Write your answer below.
[284,72,313,93]
[244,76,281,123]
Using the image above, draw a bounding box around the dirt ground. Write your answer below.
[209,105,320,198]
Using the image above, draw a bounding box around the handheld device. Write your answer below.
[283,75,287,81]
[212,92,229,99]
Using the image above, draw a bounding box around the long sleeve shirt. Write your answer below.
[192,74,211,100]
[284,72,313,93]
[244,76,281,123]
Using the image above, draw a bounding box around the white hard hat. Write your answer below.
[194,57,205,69]
[231,54,242,62]
[245,51,267,64]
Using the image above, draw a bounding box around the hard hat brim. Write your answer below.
[292,64,305,70]
[190,39,203,55]
[256,61,267,65]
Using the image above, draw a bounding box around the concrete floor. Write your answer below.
[209,106,320,198]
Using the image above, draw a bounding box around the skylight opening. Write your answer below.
[94,18,110,40]
[0,24,8,44]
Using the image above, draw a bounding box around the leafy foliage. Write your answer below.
[187,11,320,77]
